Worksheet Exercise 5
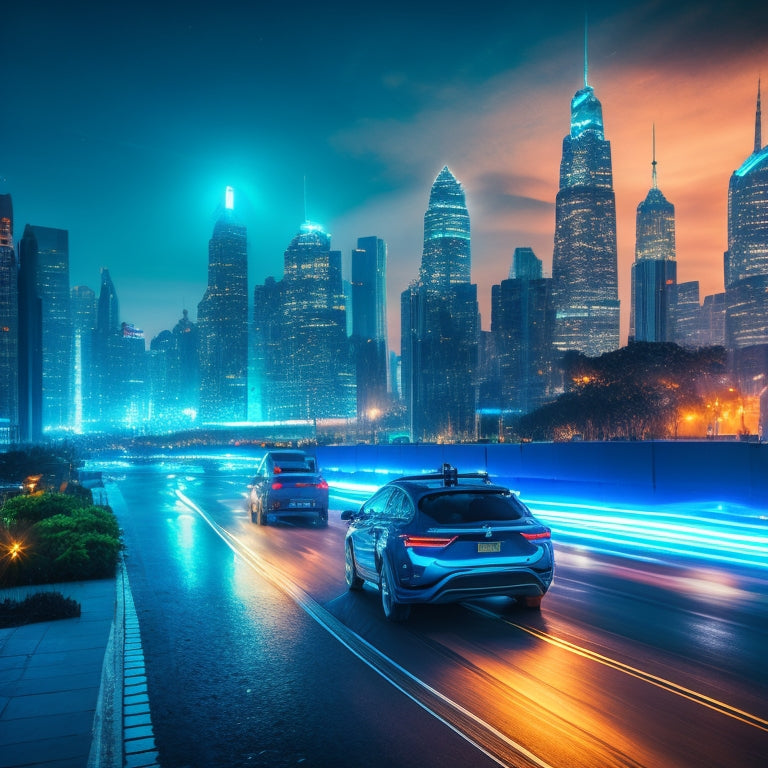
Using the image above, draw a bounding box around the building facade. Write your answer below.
[401,167,478,441]
[351,236,388,425]
[631,133,677,344]
[197,187,248,423]
[491,248,556,417]
[0,194,18,444]
[552,63,620,356]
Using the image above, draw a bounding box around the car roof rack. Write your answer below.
[397,464,491,487]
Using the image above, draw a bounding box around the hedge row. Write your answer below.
[1,493,122,587]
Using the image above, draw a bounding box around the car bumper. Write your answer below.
[390,565,554,605]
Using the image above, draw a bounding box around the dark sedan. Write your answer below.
[341,464,554,621]
[248,450,329,527]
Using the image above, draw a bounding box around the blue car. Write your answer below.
[341,465,554,621]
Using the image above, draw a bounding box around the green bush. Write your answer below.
[0,591,81,628]
[0,494,122,586]
[2,493,86,526]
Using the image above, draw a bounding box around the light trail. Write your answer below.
[465,603,768,734]
[328,480,768,570]
[174,489,555,768]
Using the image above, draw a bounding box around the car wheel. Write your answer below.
[345,543,364,591]
[315,509,328,528]
[250,504,257,524]
[518,595,543,609]
[257,502,267,526]
[380,565,410,622]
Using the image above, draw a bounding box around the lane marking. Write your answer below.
[465,603,768,733]
[175,490,555,768]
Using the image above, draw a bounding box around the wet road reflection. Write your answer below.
[109,456,768,768]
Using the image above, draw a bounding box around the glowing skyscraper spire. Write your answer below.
[652,124,658,189]
[755,78,762,155]
[584,14,589,88]
[225,185,234,211]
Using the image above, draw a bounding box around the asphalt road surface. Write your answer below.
[109,455,768,768]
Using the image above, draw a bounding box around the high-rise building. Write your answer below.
[492,248,556,416]
[275,222,355,421]
[630,131,677,343]
[17,226,43,443]
[699,293,726,348]
[252,276,283,422]
[91,268,120,427]
[0,194,18,445]
[71,285,96,433]
[725,82,768,351]
[673,281,701,349]
[197,187,248,423]
[401,167,478,441]
[351,236,388,425]
[552,48,620,356]
[148,310,198,428]
[22,226,72,430]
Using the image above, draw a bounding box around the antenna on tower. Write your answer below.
[583,13,589,88]
[755,77,762,155]
[652,124,658,189]
[303,175,308,223]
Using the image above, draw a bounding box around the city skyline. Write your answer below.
[4,2,768,353]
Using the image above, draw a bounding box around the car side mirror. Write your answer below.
[340,510,357,521]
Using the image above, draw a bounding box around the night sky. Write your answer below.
[4,1,767,352]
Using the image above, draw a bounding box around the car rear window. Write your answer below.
[419,492,526,524]
[270,453,316,472]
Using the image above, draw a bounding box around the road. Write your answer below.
[108,455,768,768]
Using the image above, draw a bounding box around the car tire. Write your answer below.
[345,543,364,591]
[518,595,543,609]
[380,565,410,622]
[250,504,257,524]
[257,502,267,526]
[315,509,328,528]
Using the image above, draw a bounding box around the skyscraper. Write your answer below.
[24,226,72,430]
[552,44,619,356]
[0,194,18,444]
[725,81,768,351]
[351,236,388,425]
[420,166,471,289]
[197,187,248,423]
[274,222,355,421]
[630,130,677,343]
[91,268,120,426]
[71,285,96,433]
[401,167,478,441]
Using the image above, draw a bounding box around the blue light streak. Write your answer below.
[328,476,768,571]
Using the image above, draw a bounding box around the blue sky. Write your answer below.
[3,1,767,351]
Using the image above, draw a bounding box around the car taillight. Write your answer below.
[317,479,329,490]
[271,482,283,490]
[401,535,458,548]
[521,529,551,540]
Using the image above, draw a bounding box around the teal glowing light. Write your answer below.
[225,186,234,210]
[734,146,768,178]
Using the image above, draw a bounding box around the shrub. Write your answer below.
[2,493,86,526]
[0,591,81,628]
[0,494,122,586]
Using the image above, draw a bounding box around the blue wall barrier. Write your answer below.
[317,441,768,507]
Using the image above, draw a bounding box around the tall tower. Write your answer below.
[401,167,478,441]
[724,80,768,420]
[273,222,355,421]
[492,248,556,416]
[552,36,619,356]
[351,236,388,425]
[197,187,248,423]
[419,166,471,289]
[725,81,768,348]
[0,194,18,444]
[630,128,677,343]
[71,285,96,433]
[23,226,72,430]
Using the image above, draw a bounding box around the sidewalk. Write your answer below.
[0,559,157,768]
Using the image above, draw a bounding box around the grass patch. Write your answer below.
[0,591,81,628]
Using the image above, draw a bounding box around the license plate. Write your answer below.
[289,500,312,508]
[477,541,501,553]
